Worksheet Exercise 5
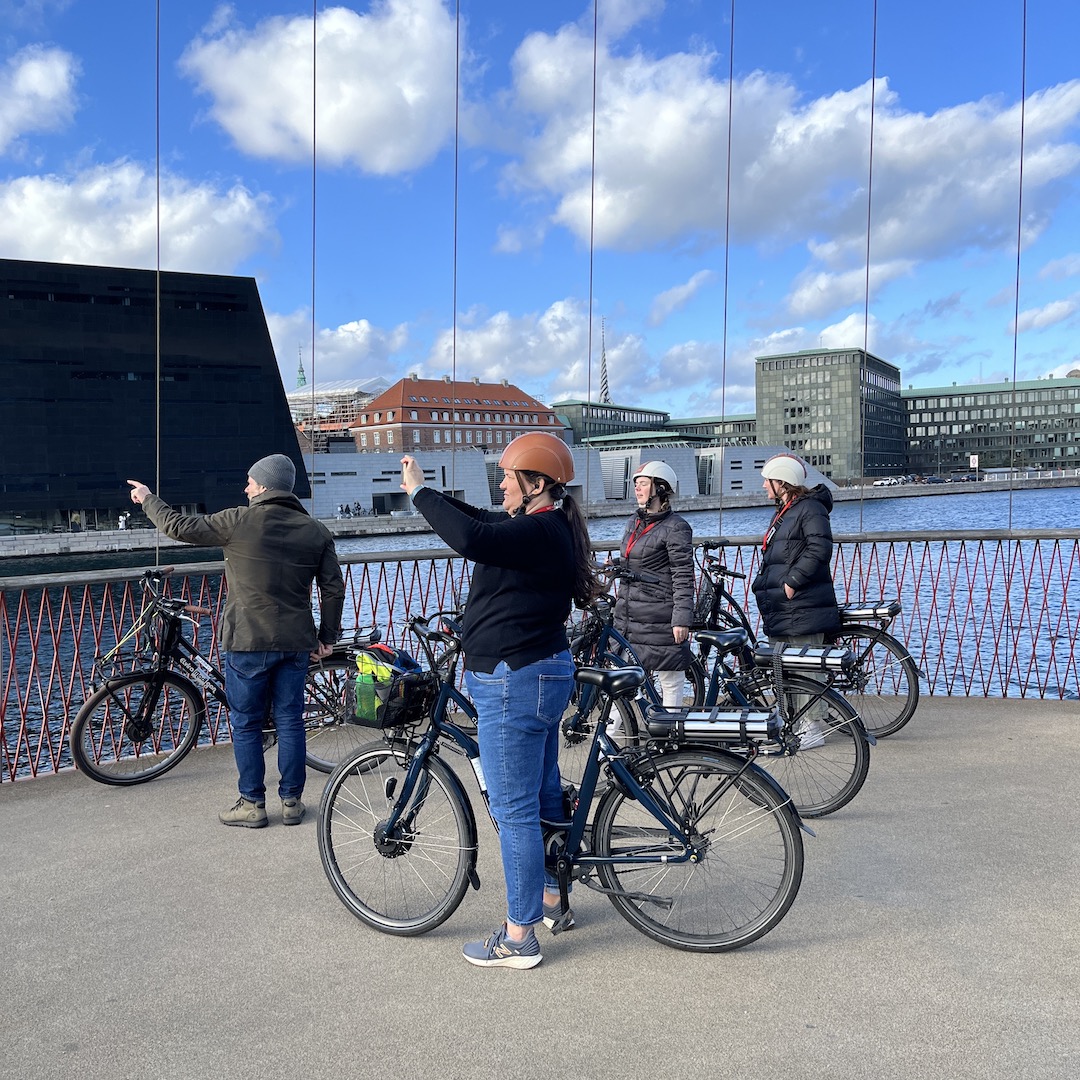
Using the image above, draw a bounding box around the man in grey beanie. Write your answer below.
[127,454,345,829]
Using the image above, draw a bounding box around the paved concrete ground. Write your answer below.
[2,696,1078,1080]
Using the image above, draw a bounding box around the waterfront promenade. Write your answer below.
[2,695,1076,1080]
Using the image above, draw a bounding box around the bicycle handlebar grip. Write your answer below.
[185,605,213,617]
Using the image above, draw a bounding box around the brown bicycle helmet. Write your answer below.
[498,432,575,483]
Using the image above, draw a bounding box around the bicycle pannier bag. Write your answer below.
[352,645,437,729]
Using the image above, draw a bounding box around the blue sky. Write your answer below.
[2,0,1078,417]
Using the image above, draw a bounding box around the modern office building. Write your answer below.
[0,258,306,532]
[755,348,905,481]
[551,399,672,444]
[903,376,1080,474]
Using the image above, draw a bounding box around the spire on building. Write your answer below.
[599,318,612,404]
[296,346,307,388]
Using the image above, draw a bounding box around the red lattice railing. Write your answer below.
[1,534,1077,781]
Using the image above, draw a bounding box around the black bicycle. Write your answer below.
[69,568,377,785]
[693,543,921,738]
[318,611,806,953]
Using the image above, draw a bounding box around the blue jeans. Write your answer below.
[465,651,574,928]
[224,650,309,802]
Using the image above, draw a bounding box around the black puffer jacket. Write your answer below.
[613,509,695,672]
[751,485,840,640]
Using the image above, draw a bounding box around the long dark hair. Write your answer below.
[519,470,603,608]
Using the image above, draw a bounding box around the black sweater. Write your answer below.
[412,488,574,673]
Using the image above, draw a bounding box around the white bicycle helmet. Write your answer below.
[760,454,807,488]
[632,460,678,495]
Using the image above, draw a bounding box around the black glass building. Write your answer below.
[1,258,307,531]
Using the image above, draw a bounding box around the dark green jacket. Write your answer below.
[142,490,345,653]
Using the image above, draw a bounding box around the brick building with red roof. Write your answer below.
[348,373,566,453]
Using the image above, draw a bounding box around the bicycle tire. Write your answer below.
[593,749,803,952]
[558,689,638,788]
[830,625,920,738]
[318,744,477,936]
[745,673,871,817]
[70,670,204,786]
[303,651,374,772]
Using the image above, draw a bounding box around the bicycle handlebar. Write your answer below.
[700,553,745,581]
[603,556,660,586]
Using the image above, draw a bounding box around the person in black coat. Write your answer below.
[751,453,840,746]
[613,460,695,706]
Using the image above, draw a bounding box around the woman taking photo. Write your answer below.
[400,433,599,969]
[751,453,841,747]
[613,460,695,707]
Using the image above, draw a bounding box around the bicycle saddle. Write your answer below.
[574,665,646,698]
[694,628,749,653]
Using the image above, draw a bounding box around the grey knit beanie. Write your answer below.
[248,454,296,492]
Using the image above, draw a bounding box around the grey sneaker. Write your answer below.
[281,797,306,826]
[542,900,576,931]
[219,797,268,829]
[462,925,543,969]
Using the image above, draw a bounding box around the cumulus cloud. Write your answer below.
[179,0,458,174]
[0,44,79,154]
[267,307,410,386]
[1012,297,1077,334]
[649,269,717,326]
[497,15,1080,323]
[0,161,276,272]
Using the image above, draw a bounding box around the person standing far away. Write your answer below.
[613,461,695,707]
[400,434,602,969]
[127,454,345,828]
[750,453,841,748]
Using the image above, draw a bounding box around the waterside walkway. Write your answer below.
[3,695,1077,1080]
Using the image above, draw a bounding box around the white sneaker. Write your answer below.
[794,718,829,750]
[605,719,623,739]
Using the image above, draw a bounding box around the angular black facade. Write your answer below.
[1,258,307,527]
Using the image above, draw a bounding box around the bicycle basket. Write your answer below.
[691,579,716,628]
[352,645,437,729]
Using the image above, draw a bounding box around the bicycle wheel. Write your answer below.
[70,671,203,786]
[831,625,920,738]
[318,744,477,936]
[558,688,638,788]
[750,673,871,818]
[593,749,803,952]
[303,651,374,772]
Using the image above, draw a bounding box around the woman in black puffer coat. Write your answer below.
[613,461,695,706]
[752,454,840,640]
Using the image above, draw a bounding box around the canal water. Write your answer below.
[0,486,1066,579]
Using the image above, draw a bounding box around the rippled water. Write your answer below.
[337,486,1064,557]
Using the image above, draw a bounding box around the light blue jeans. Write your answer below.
[224,650,309,802]
[465,650,574,928]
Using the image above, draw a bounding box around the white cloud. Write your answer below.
[0,161,276,272]
[179,0,458,174]
[1012,297,1077,334]
[786,259,915,319]
[0,44,79,154]
[267,307,411,387]
[1039,253,1080,280]
[497,15,1080,321]
[649,269,717,326]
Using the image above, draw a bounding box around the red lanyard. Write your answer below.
[625,520,656,556]
[761,498,795,552]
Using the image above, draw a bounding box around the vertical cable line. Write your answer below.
[716,0,736,538]
[857,0,879,533]
[153,0,162,562]
[448,1,461,494]
[1007,0,1028,526]
[1003,0,1029,694]
[584,0,599,512]
[307,1,317,511]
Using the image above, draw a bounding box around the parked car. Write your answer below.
[924,475,948,484]
[955,473,979,482]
